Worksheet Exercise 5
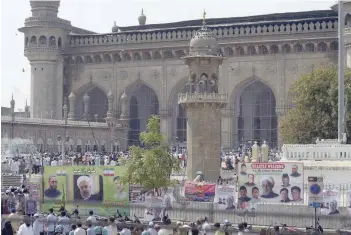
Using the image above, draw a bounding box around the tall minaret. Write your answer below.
[18,0,71,119]
[178,11,228,181]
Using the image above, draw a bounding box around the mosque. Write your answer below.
[2,0,349,152]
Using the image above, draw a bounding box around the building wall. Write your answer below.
[1,120,128,152]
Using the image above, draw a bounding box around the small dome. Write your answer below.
[138,9,146,26]
[112,21,118,32]
[121,91,127,100]
[189,26,219,56]
[68,92,76,99]
[108,90,113,99]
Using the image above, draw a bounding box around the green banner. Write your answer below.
[42,166,129,216]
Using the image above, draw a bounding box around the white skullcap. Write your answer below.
[224,219,229,224]
[34,213,40,217]
[5,190,10,193]
[261,176,275,186]
[149,222,154,227]
[77,176,92,188]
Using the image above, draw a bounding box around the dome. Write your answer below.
[112,21,118,32]
[121,90,127,101]
[138,9,146,25]
[108,90,113,99]
[68,92,76,99]
[189,25,220,56]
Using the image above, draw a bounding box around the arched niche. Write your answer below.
[75,86,108,122]
[169,78,191,143]
[231,78,277,148]
[125,82,159,146]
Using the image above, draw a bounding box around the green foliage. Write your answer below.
[120,115,182,190]
[279,66,351,144]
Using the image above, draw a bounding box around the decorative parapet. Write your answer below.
[178,92,228,104]
[282,144,351,161]
[0,116,116,128]
[69,20,338,47]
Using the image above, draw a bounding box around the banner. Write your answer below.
[143,188,174,222]
[184,181,215,202]
[321,190,340,216]
[214,185,236,210]
[42,166,129,216]
[28,176,42,211]
[238,162,304,204]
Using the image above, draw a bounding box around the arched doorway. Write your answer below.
[172,84,191,144]
[128,84,159,146]
[233,80,277,148]
[76,87,108,122]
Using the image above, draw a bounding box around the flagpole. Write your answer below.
[338,0,345,141]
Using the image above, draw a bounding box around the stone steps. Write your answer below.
[1,174,23,192]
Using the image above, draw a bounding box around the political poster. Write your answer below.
[184,181,216,202]
[42,166,129,216]
[214,185,236,210]
[142,188,174,222]
[238,162,304,204]
[321,190,340,216]
[28,176,42,211]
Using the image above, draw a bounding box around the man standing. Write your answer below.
[47,208,58,235]
[44,176,61,198]
[25,194,37,216]
[17,216,34,235]
[32,214,43,235]
[58,211,71,235]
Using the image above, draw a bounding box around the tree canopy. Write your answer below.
[279,66,351,144]
[120,115,182,190]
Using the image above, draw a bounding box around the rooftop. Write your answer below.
[117,10,337,33]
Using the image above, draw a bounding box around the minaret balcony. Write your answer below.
[178,92,228,108]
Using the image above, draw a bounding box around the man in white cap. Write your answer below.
[147,222,158,235]
[32,214,43,235]
[260,176,278,199]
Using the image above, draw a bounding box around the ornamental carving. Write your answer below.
[169,67,177,77]
[92,70,111,81]
[290,64,298,74]
[120,70,128,80]
[266,64,277,73]
[152,69,160,79]
[229,64,241,76]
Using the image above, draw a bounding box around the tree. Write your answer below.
[120,115,182,190]
[279,66,351,144]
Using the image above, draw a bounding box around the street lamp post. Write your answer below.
[338,0,345,141]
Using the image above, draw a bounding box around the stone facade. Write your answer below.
[7,0,351,151]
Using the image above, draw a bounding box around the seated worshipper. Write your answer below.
[260,176,279,199]
[75,175,102,201]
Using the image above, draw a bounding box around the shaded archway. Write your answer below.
[233,80,277,148]
[76,86,108,122]
[171,83,191,143]
[127,83,159,146]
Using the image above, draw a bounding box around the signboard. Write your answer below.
[42,166,129,216]
[308,176,323,208]
[184,181,216,202]
[214,185,236,210]
[321,190,340,216]
[238,162,304,203]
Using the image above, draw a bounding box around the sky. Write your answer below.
[0,0,336,109]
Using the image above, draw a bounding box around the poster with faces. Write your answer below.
[321,190,340,216]
[238,162,304,204]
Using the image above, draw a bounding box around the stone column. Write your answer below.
[275,108,285,148]
[221,108,232,151]
[68,92,76,120]
[107,90,114,118]
[159,109,173,144]
[82,93,90,120]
